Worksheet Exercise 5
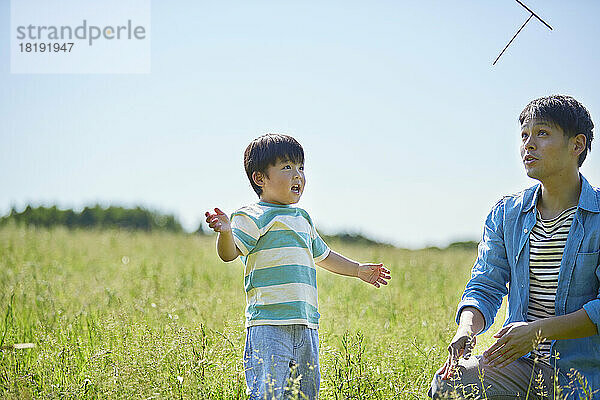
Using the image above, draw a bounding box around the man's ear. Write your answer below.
[252,171,265,188]
[572,134,587,158]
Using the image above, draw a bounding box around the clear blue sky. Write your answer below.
[2,0,600,248]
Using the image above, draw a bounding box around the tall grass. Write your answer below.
[1,225,509,399]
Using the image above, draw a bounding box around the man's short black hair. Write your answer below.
[519,95,594,167]
[244,134,304,196]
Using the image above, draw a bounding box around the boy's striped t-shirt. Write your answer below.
[527,206,577,359]
[231,201,330,329]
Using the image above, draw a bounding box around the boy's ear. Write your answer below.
[252,171,265,187]
[572,133,586,157]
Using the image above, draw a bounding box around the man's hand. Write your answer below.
[357,263,391,288]
[437,326,476,380]
[205,208,232,233]
[482,322,539,368]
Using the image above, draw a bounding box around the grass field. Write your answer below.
[0,225,510,399]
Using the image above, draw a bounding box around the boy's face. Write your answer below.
[520,117,581,182]
[255,158,305,205]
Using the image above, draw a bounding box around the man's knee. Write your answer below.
[428,373,445,399]
[428,356,486,399]
[428,373,468,399]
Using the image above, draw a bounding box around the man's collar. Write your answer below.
[521,174,599,214]
[578,175,600,213]
[522,184,541,213]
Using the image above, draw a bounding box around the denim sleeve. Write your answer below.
[456,199,510,333]
[582,261,600,334]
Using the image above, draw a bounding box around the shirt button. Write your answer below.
[523,228,528,233]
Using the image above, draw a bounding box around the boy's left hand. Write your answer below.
[357,264,391,288]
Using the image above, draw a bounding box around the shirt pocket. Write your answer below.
[569,251,600,298]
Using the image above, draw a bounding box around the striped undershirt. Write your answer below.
[527,205,577,359]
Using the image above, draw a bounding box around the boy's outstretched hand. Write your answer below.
[205,208,232,233]
[317,252,391,286]
[358,264,391,288]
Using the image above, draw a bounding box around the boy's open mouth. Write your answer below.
[291,184,301,194]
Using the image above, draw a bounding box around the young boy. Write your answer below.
[205,133,391,399]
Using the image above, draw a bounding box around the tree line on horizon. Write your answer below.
[0,204,478,249]
[0,204,189,233]
[0,205,389,245]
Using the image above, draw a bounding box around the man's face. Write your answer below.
[520,118,577,182]
[256,158,305,205]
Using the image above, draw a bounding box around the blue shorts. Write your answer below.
[244,324,320,399]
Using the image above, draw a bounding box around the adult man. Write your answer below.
[429,95,600,399]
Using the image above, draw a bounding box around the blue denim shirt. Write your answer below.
[457,175,600,397]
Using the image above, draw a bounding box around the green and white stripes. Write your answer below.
[231,201,330,328]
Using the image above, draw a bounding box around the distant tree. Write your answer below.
[161,215,183,232]
[80,206,100,228]
[320,231,392,247]
[136,207,153,231]
[446,240,478,251]
[64,209,78,228]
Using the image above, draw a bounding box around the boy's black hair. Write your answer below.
[519,95,594,167]
[244,134,304,196]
